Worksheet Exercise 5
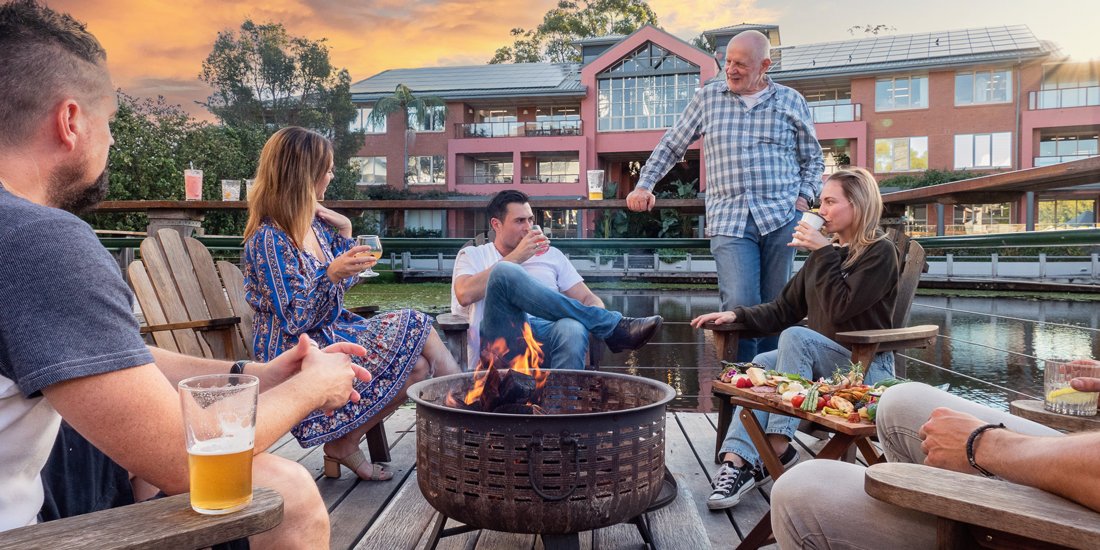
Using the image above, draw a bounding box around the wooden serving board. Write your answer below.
[713,380,878,436]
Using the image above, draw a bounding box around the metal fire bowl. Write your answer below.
[409,370,675,535]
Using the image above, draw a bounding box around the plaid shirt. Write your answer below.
[637,77,824,238]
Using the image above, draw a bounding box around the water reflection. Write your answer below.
[595,290,1100,412]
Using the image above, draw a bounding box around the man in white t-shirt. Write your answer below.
[451,190,662,370]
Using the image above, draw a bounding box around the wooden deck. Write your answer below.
[270,407,852,549]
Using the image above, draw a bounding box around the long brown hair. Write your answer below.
[827,167,885,270]
[244,127,333,248]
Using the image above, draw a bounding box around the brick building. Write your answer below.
[349,23,1099,237]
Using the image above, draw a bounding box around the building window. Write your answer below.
[535,209,579,238]
[407,105,446,132]
[403,210,445,236]
[407,155,445,185]
[874,137,928,172]
[953,203,1012,227]
[954,133,1012,169]
[875,75,929,111]
[1038,199,1096,229]
[597,42,700,132]
[527,154,579,183]
[348,107,386,134]
[1036,131,1099,166]
[1035,63,1100,109]
[955,70,1012,105]
[351,156,387,185]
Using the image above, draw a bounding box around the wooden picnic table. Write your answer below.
[712,380,883,550]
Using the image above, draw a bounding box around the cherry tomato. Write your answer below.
[791,395,805,408]
[816,397,827,411]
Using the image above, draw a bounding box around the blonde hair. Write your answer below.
[244,127,333,248]
[827,167,885,270]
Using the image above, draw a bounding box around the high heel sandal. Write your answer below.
[322,449,394,481]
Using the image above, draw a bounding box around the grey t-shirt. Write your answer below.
[0,186,153,395]
[0,185,153,529]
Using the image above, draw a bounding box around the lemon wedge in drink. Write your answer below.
[1046,386,1097,405]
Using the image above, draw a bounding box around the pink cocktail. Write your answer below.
[184,169,203,201]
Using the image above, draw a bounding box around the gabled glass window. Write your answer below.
[597,42,700,132]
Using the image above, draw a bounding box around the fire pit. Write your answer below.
[409,369,675,538]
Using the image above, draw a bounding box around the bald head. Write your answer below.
[726,30,771,65]
[723,30,772,95]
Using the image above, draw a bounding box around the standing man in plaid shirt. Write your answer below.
[627,30,824,362]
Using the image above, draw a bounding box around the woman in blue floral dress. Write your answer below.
[242,127,460,481]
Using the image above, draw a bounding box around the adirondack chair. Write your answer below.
[0,488,283,549]
[708,229,939,461]
[864,383,1100,548]
[128,228,389,463]
[437,230,604,371]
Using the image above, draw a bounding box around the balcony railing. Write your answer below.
[456,120,583,138]
[1034,154,1098,167]
[520,174,580,184]
[809,103,861,123]
[1029,86,1100,110]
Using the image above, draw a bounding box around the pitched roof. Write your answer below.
[703,23,778,38]
[770,25,1051,80]
[350,63,584,102]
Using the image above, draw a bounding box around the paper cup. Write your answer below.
[790,211,826,247]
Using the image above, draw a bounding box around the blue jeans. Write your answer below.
[480,262,622,370]
[710,212,799,361]
[720,326,895,467]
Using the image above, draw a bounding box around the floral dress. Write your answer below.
[243,217,432,447]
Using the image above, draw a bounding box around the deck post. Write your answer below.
[946,253,954,277]
[991,252,998,278]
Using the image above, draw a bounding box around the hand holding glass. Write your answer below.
[530,225,549,256]
[1044,359,1100,416]
[179,374,258,515]
[356,235,382,277]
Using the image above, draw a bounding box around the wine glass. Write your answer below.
[355,235,382,278]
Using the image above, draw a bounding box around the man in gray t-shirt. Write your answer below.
[0,3,370,546]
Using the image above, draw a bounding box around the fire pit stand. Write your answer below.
[409,370,678,549]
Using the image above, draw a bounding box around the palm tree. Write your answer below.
[366,84,446,189]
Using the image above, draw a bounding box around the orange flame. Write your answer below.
[462,323,548,406]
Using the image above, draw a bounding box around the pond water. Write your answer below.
[592,290,1100,412]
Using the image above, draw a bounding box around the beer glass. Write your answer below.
[179,374,258,514]
[586,170,605,200]
[356,235,382,277]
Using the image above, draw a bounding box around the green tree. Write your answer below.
[199,20,363,199]
[366,84,445,190]
[879,169,978,190]
[489,0,659,64]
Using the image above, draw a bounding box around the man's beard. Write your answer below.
[49,160,110,215]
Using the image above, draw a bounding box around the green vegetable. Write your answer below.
[875,378,909,388]
[800,383,821,412]
[866,403,878,421]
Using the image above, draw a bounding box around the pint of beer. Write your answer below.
[586,170,605,200]
[179,374,258,515]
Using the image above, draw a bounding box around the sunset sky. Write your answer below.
[47,0,1100,120]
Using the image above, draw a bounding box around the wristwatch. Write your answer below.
[230,359,249,375]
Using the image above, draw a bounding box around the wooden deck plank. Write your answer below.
[676,411,772,540]
[423,519,479,550]
[473,531,536,549]
[647,475,711,549]
[663,413,741,546]
[591,522,645,549]
[327,409,418,549]
[352,472,436,550]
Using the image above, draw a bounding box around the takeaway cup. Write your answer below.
[586,170,605,200]
[1043,359,1100,416]
[790,211,826,246]
[184,169,203,201]
[220,179,241,201]
[179,374,258,514]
